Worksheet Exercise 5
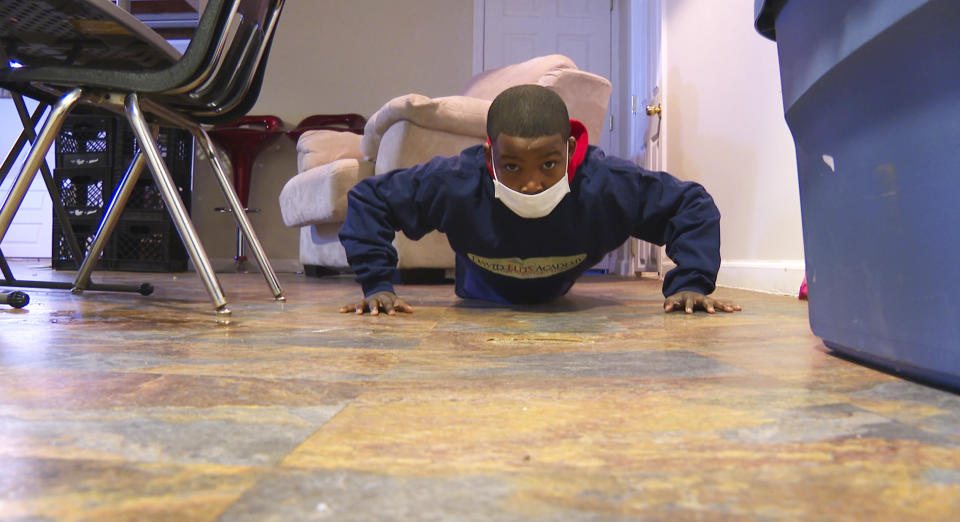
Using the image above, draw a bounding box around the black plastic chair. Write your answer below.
[0,0,287,323]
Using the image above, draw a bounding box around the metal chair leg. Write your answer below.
[0,88,83,244]
[124,93,232,324]
[193,127,285,301]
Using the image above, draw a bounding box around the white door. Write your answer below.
[631,0,662,273]
[480,0,613,153]
[0,98,53,259]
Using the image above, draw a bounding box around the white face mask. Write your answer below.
[491,147,570,219]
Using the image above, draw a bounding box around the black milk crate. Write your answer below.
[52,217,110,270]
[109,219,187,272]
[116,124,194,185]
[54,168,111,218]
[116,177,192,220]
[56,115,115,170]
[156,127,194,182]
[114,125,193,220]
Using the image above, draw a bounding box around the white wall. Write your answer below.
[662,0,804,294]
[191,0,475,271]
[0,97,53,258]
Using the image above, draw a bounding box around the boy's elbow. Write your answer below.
[686,186,720,222]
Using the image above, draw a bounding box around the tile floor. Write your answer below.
[2,261,959,521]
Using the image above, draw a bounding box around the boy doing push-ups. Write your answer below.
[338,85,741,316]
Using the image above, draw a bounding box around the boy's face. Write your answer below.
[484,133,577,194]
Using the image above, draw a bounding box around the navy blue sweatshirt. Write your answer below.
[339,123,721,304]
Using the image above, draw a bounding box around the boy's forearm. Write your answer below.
[340,235,399,298]
[661,183,722,297]
[359,275,395,298]
[339,160,448,298]
[662,267,717,297]
[339,180,401,298]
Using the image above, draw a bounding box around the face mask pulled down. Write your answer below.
[491,148,570,219]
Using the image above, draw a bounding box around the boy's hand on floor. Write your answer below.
[340,291,414,316]
[664,291,742,314]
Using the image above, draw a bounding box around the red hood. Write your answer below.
[486,119,589,182]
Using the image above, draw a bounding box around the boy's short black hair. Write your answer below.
[486,84,570,142]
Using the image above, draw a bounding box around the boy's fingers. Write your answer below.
[716,301,741,312]
[341,295,411,316]
[685,297,694,314]
[706,302,716,314]
[341,302,363,313]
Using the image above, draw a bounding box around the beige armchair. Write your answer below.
[279,54,612,274]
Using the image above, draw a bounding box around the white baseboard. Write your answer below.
[661,259,806,296]
[717,260,806,295]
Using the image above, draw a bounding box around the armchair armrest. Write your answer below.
[279,158,375,227]
[360,94,491,161]
[296,130,364,173]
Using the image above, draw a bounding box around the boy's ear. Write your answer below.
[568,136,577,155]
[483,140,492,163]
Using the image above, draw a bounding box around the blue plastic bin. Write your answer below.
[756,0,960,389]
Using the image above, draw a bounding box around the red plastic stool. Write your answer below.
[284,113,366,143]
[207,115,283,264]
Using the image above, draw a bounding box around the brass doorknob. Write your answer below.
[645,104,662,116]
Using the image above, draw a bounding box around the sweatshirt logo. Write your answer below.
[467,253,587,279]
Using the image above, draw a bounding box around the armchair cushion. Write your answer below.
[537,69,613,147]
[461,54,576,100]
[279,158,374,227]
[296,130,364,172]
[361,94,490,160]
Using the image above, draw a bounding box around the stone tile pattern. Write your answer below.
[2,264,959,521]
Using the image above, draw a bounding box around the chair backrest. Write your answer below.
[0,0,285,125]
[171,0,286,124]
